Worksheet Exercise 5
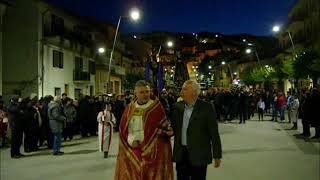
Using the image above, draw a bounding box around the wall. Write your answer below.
[3,0,40,99]
[43,44,95,99]
[0,3,6,96]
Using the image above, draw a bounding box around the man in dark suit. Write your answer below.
[171,80,222,180]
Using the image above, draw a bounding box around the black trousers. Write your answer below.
[63,122,74,140]
[239,109,247,123]
[10,126,23,156]
[302,118,311,136]
[176,146,207,180]
[258,108,264,120]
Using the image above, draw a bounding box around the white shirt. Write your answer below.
[258,101,265,110]
[127,100,154,146]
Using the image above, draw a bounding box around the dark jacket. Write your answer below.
[7,102,23,129]
[171,99,222,166]
[48,101,65,133]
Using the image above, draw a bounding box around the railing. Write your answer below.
[112,65,126,76]
[73,71,90,81]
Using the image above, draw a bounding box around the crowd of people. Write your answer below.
[0,81,319,179]
[0,93,128,158]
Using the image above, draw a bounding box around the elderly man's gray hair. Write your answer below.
[185,80,201,95]
[135,80,150,90]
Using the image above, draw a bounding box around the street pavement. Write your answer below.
[1,115,319,180]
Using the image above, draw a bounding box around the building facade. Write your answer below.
[0,1,8,96]
[3,0,146,100]
[2,0,101,100]
[279,0,320,50]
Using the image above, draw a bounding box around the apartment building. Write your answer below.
[2,0,140,100]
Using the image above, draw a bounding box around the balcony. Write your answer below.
[112,65,126,76]
[73,71,90,82]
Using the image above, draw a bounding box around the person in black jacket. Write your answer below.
[113,95,125,132]
[23,97,40,152]
[7,95,25,158]
[171,80,222,180]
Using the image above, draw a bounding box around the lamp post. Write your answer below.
[272,25,295,55]
[107,8,140,93]
[246,48,261,66]
[156,41,174,94]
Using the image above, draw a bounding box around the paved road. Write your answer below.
[1,116,319,180]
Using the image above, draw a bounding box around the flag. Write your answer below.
[157,62,164,92]
[145,62,150,81]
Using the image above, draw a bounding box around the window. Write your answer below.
[53,50,63,68]
[54,87,61,96]
[89,60,96,74]
[65,84,69,95]
[74,89,82,100]
[90,86,94,96]
[51,14,65,34]
[75,57,83,71]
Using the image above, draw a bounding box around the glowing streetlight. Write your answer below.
[272,24,295,56]
[107,8,141,93]
[265,65,269,68]
[243,39,246,42]
[272,25,280,32]
[221,61,225,65]
[130,8,140,21]
[98,47,105,54]
[208,65,212,69]
[246,48,261,65]
[167,41,173,47]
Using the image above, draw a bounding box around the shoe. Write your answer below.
[295,134,310,139]
[53,151,64,155]
[288,126,297,130]
[104,152,108,158]
[11,155,21,159]
[305,136,320,142]
[24,149,31,153]
[18,153,26,157]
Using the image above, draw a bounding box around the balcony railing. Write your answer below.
[112,65,126,76]
[73,71,90,81]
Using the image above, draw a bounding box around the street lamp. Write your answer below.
[246,48,261,65]
[107,8,140,93]
[221,61,225,65]
[130,8,140,20]
[98,47,105,54]
[167,41,173,48]
[272,25,295,54]
[272,25,280,32]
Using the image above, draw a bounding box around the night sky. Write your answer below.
[47,0,297,36]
